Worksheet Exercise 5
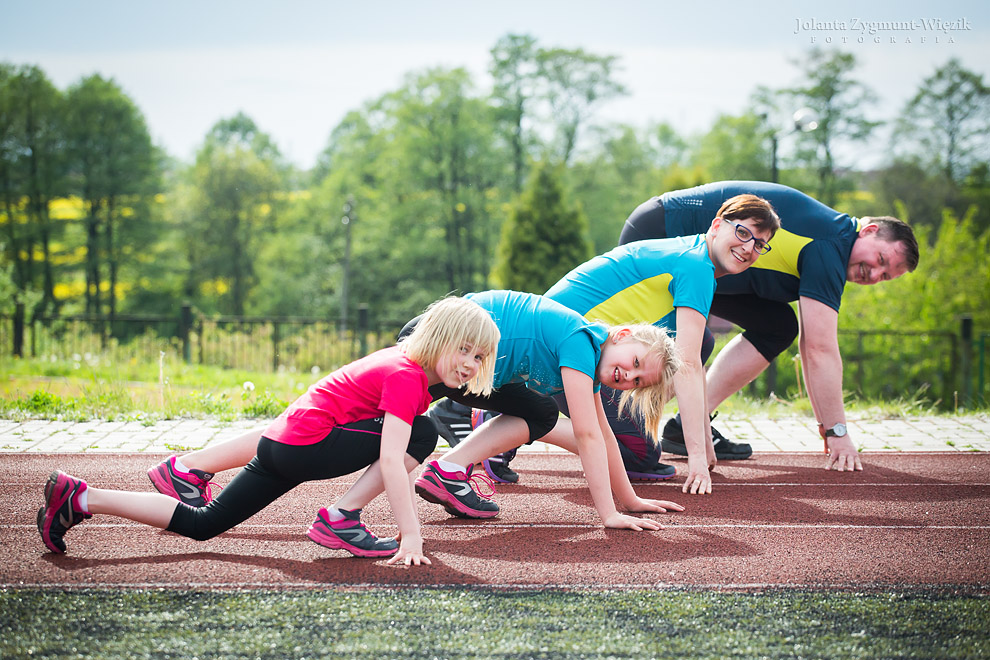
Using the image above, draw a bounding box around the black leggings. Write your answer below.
[399,316,560,443]
[166,416,438,541]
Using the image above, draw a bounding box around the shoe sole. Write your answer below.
[482,459,519,484]
[39,470,70,554]
[414,476,499,519]
[626,470,676,481]
[306,524,397,558]
[148,465,181,500]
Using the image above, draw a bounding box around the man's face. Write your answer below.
[846,225,911,285]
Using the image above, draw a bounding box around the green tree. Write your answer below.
[786,48,879,205]
[871,159,961,230]
[1,65,65,314]
[570,123,665,252]
[536,46,627,165]
[64,74,157,318]
[490,33,539,193]
[186,113,283,315]
[493,162,592,293]
[691,112,772,182]
[895,58,990,182]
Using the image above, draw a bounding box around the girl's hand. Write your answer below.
[603,511,662,531]
[387,532,432,567]
[623,496,685,514]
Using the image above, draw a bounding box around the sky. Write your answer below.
[3,0,989,170]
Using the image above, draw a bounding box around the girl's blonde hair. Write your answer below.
[400,296,500,397]
[609,323,683,444]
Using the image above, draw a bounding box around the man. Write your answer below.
[619,181,920,474]
[544,194,780,494]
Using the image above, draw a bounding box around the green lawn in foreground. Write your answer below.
[2,588,987,659]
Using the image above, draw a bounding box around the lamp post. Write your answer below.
[340,197,355,334]
[770,107,819,183]
[765,108,818,397]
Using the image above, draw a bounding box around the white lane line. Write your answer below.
[4,522,990,530]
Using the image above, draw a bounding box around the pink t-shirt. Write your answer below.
[263,345,433,446]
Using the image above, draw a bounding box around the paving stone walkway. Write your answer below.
[1,414,987,453]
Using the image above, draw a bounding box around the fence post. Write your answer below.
[272,320,281,372]
[180,303,193,364]
[358,304,369,357]
[12,301,24,357]
[960,316,973,408]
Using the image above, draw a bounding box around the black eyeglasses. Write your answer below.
[723,220,772,255]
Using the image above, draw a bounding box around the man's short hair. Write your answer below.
[863,216,920,272]
[717,194,781,237]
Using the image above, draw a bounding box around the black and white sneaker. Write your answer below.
[660,412,753,460]
[426,399,474,448]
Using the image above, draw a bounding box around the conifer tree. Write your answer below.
[492,162,592,293]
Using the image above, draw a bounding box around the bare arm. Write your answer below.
[561,367,659,531]
[378,413,431,565]
[598,392,684,515]
[673,307,716,494]
[797,297,862,471]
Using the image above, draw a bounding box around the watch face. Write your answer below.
[832,423,847,436]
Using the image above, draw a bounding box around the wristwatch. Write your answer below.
[824,423,847,438]
[818,422,847,454]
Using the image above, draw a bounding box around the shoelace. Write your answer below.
[466,468,497,499]
[196,476,223,501]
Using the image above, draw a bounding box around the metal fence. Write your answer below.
[2,307,986,408]
[2,304,405,375]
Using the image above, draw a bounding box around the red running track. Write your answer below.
[2,452,988,590]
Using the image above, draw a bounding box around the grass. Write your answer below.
[1,355,303,422]
[2,588,987,659]
[3,355,984,423]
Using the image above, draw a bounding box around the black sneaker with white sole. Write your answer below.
[660,412,753,460]
[426,399,474,448]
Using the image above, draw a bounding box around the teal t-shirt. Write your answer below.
[465,290,608,395]
[544,234,715,332]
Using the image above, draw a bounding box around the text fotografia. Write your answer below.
[794,17,971,44]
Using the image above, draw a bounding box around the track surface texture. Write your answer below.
[3,451,988,591]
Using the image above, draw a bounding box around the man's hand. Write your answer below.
[825,434,863,471]
[682,456,713,494]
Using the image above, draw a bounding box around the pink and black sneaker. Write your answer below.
[306,507,398,558]
[148,455,218,507]
[37,470,91,554]
[414,460,499,518]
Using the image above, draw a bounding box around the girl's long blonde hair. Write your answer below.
[610,323,682,444]
[400,296,500,396]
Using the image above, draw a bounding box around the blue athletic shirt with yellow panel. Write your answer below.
[465,290,608,396]
[661,181,860,311]
[544,235,716,333]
